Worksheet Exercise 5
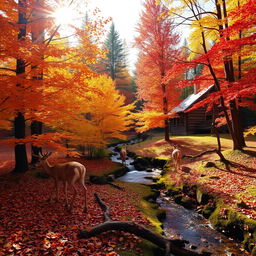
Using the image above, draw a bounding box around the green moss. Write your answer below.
[242,218,256,253]
[114,182,165,256]
[252,246,256,256]
[196,188,211,205]
[117,240,163,256]
[165,185,182,197]
[209,200,256,254]
[118,182,165,235]
[223,149,244,158]
[202,204,215,218]
[89,165,128,184]
[137,240,163,256]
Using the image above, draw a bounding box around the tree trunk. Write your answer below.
[13,113,28,173]
[229,99,245,150]
[161,75,170,141]
[13,0,28,173]
[200,27,238,149]
[30,0,45,164]
[164,118,170,141]
[31,121,42,164]
[216,0,246,150]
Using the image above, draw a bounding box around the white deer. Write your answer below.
[120,147,127,165]
[172,145,182,171]
[38,152,87,213]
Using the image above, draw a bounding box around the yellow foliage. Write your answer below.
[133,111,167,133]
[50,75,134,148]
[244,126,256,137]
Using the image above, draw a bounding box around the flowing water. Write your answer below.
[109,143,246,255]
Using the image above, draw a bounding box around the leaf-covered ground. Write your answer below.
[1,134,256,255]
[128,134,256,219]
[0,158,152,256]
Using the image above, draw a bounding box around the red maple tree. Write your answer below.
[134,0,181,141]
[164,0,256,149]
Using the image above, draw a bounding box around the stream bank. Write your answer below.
[160,182,255,255]
[104,143,252,255]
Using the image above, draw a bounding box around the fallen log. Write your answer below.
[78,193,207,256]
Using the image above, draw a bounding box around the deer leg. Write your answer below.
[69,183,77,212]
[48,179,57,202]
[64,181,69,208]
[55,181,59,202]
[82,183,88,213]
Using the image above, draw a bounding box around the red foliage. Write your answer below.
[165,0,256,126]
[134,0,181,132]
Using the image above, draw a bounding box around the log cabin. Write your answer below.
[169,85,215,135]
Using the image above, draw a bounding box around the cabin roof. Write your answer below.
[169,84,215,114]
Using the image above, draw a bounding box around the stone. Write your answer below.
[204,161,216,168]
[107,174,115,182]
[181,166,191,173]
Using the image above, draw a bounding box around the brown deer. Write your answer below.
[172,145,182,171]
[38,152,87,213]
[120,147,127,165]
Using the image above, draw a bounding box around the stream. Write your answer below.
[109,143,245,255]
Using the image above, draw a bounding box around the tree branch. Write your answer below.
[0,67,16,73]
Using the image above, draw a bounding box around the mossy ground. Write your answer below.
[112,181,165,256]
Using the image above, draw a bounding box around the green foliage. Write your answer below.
[102,23,126,80]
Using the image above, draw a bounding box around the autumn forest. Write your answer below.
[0,0,256,255]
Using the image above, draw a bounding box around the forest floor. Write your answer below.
[0,133,256,255]
[0,157,156,256]
[127,133,256,219]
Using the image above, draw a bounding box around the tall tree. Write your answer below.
[30,0,45,164]
[115,69,136,104]
[164,0,256,149]
[13,0,28,172]
[0,0,110,171]
[102,23,126,80]
[134,0,180,141]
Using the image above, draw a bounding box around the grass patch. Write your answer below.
[127,132,256,159]
[117,240,161,256]
[114,181,165,256]
[119,182,165,234]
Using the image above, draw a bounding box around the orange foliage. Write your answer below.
[0,0,133,154]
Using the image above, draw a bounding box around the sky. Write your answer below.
[87,0,144,73]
